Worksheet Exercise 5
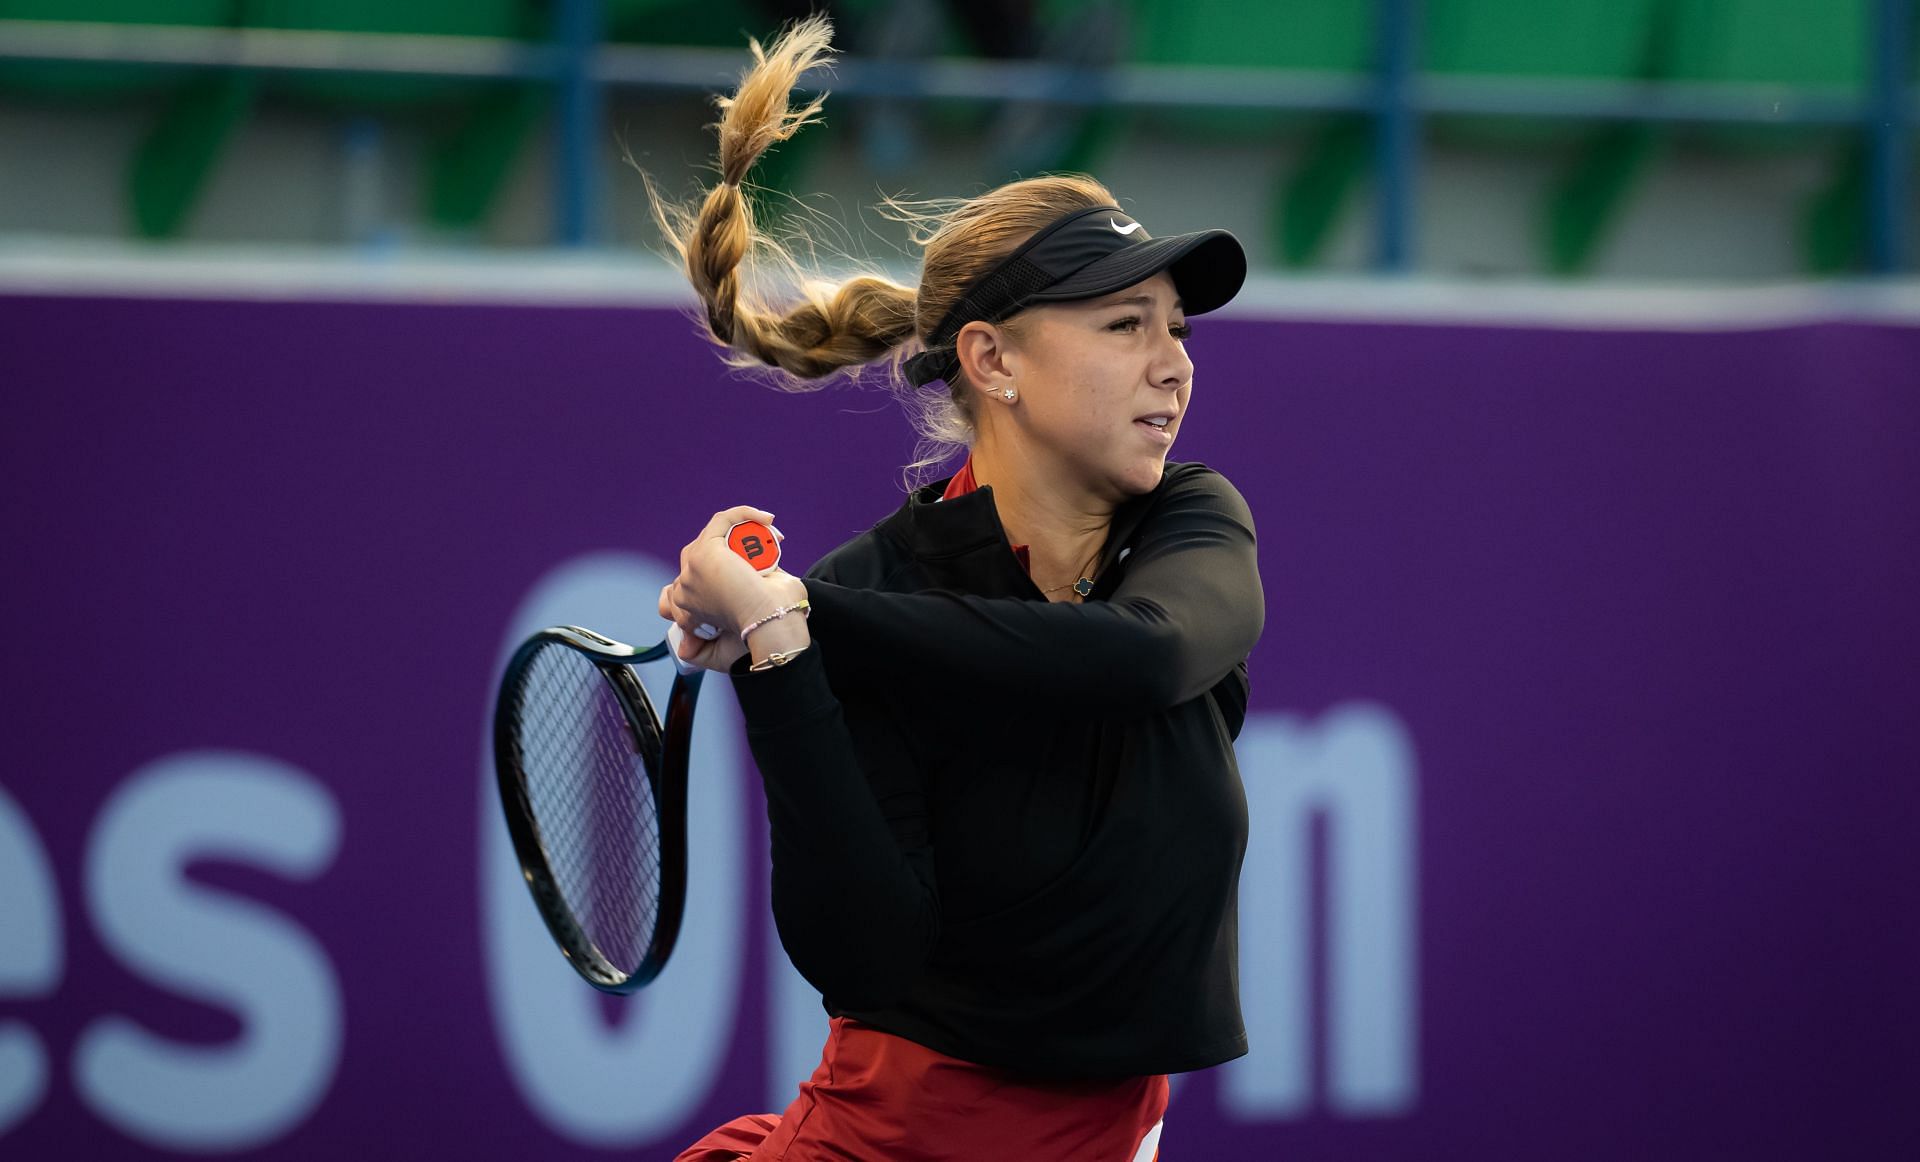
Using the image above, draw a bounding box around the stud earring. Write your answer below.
[1003,389,1017,401]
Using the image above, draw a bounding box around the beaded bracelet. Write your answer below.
[739,598,811,643]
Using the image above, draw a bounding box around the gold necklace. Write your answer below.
[1040,545,1102,598]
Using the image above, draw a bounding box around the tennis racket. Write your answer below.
[492,520,779,993]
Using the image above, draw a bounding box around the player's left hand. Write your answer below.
[659,506,801,671]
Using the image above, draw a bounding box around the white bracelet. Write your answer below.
[739,598,811,643]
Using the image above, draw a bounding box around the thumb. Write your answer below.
[665,624,703,675]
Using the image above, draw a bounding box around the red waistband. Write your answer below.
[680,1017,1167,1162]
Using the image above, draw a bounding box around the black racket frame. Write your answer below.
[492,625,702,993]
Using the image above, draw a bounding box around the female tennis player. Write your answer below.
[653,16,1261,1161]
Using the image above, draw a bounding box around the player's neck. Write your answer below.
[967,441,1113,596]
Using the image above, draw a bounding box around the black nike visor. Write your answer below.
[904,204,1247,387]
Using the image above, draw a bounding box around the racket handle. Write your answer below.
[663,624,703,676]
[727,520,780,572]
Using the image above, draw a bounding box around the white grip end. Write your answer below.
[663,624,703,676]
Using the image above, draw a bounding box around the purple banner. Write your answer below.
[3,292,1916,1159]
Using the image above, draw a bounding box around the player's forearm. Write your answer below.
[731,647,939,1007]
[804,567,1261,712]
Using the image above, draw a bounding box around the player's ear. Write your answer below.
[954,320,1016,401]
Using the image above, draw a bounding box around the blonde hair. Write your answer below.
[643,14,1120,482]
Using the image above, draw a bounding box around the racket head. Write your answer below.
[492,626,698,993]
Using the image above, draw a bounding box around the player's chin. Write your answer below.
[1112,453,1168,497]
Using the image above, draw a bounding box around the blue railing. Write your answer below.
[0,0,1913,273]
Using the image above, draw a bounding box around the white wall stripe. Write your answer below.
[3,242,1917,329]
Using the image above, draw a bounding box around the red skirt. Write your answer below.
[677,1017,1167,1162]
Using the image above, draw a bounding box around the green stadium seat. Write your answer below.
[1425,0,1668,275]
[1127,0,1372,136]
[1120,0,1374,268]
[1666,0,1867,99]
[1425,0,1666,136]
[0,0,235,96]
[240,1,535,106]
[605,0,764,50]
[238,1,547,234]
[0,2,250,239]
[1664,0,1873,273]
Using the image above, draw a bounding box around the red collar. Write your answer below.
[939,456,979,502]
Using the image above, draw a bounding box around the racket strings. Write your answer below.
[512,644,663,978]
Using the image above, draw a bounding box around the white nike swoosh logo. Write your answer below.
[1110,218,1143,236]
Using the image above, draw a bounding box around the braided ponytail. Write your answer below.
[646,15,919,384]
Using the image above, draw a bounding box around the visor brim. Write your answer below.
[1025,229,1247,316]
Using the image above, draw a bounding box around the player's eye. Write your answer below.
[1109,316,1192,339]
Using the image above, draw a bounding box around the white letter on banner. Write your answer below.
[483,552,744,1145]
[0,783,62,1138]
[1222,704,1419,1119]
[74,751,343,1151]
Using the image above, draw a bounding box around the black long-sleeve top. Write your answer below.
[727,461,1262,1079]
